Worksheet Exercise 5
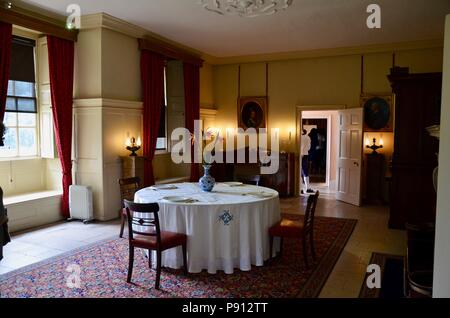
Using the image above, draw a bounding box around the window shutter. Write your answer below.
[37,37,57,159]
[10,36,36,83]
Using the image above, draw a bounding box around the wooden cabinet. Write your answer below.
[388,69,442,229]
[261,152,296,197]
[121,156,145,182]
[364,153,386,204]
[211,150,296,197]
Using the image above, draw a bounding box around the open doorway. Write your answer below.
[297,108,341,196]
[302,118,328,185]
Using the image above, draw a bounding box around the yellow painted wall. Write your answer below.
[200,63,215,109]
[101,28,142,101]
[74,28,102,99]
[212,47,444,157]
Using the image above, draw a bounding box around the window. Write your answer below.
[1,81,38,157]
[156,66,168,151]
[0,36,38,158]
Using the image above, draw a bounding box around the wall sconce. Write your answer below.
[125,136,142,156]
[2,1,12,9]
[366,137,383,154]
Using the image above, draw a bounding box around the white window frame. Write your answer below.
[0,80,39,159]
[155,66,169,154]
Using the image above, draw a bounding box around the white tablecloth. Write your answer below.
[134,182,281,274]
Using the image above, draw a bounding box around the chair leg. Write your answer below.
[119,211,125,238]
[155,250,162,290]
[127,246,134,283]
[269,236,274,259]
[302,239,309,269]
[182,243,188,275]
[310,232,316,261]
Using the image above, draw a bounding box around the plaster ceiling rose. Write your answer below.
[200,0,293,18]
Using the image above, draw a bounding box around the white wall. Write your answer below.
[433,14,450,298]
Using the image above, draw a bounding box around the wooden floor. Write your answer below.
[1,192,405,298]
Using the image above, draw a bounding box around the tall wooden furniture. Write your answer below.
[124,200,188,290]
[364,153,386,204]
[118,177,141,238]
[121,156,145,181]
[388,69,442,229]
[268,191,319,268]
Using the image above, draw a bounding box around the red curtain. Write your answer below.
[184,63,200,182]
[141,50,165,186]
[0,22,12,123]
[47,36,74,218]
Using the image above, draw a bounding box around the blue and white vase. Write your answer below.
[199,164,215,192]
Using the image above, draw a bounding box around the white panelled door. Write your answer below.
[336,108,363,206]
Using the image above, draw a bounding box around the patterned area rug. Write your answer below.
[0,215,356,298]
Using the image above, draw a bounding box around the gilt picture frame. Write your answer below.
[238,96,268,130]
[361,94,394,132]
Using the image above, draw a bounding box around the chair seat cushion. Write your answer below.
[132,231,187,250]
[269,218,304,238]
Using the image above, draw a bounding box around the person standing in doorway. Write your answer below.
[301,129,314,194]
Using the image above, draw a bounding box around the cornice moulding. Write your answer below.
[80,13,207,60]
[209,39,444,65]
[80,13,147,38]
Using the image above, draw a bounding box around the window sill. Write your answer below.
[0,156,42,162]
[155,150,169,156]
[4,190,63,206]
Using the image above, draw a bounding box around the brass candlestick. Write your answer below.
[366,138,383,154]
[126,137,141,156]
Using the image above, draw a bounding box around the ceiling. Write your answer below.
[18,0,450,57]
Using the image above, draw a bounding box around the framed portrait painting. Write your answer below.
[361,94,394,132]
[238,96,268,130]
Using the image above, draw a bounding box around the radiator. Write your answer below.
[69,185,94,223]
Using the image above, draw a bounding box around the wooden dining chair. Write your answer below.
[236,174,261,186]
[269,191,319,268]
[118,177,141,238]
[124,200,188,290]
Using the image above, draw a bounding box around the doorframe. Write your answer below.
[295,105,347,196]
[301,113,332,188]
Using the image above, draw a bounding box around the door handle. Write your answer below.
[353,162,359,167]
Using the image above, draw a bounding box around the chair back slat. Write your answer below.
[303,191,320,234]
[236,174,261,186]
[124,200,161,245]
[119,177,141,207]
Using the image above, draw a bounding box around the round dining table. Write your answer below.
[134,182,281,274]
